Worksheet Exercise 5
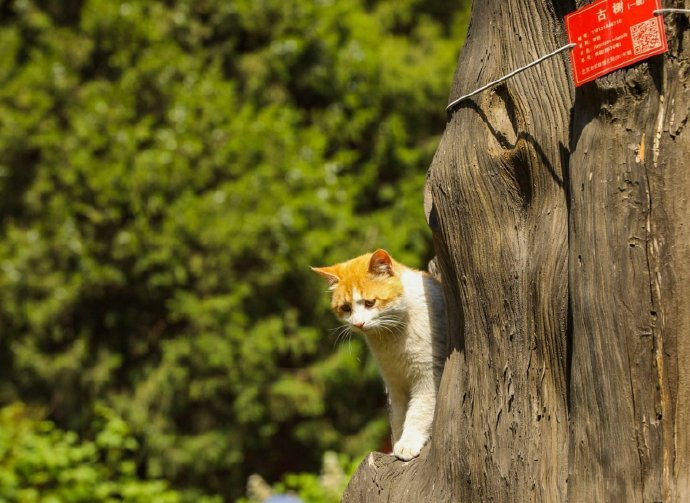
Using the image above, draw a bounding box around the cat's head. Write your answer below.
[311,249,406,333]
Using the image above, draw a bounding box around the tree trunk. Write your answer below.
[342,0,690,501]
[568,1,690,499]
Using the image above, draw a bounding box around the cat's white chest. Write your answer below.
[365,270,436,388]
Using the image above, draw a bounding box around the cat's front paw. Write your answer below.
[393,434,427,461]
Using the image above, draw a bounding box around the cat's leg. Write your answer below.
[393,378,436,461]
[387,388,407,444]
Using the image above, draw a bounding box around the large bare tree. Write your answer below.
[343,0,690,500]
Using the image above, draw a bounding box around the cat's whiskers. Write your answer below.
[336,324,355,355]
[374,315,405,333]
[369,317,404,337]
[330,324,352,348]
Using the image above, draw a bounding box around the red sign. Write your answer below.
[565,0,667,86]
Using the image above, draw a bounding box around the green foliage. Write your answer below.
[239,451,361,503]
[0,403,195,502]
[0,0,470,500]
[277,452,362,503]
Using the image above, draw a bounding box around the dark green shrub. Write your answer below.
[0,0,469,499]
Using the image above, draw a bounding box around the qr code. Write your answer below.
[630,18,662,55]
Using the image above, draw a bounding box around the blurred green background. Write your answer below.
[0,0,470,501]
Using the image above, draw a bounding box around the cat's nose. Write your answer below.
[354,322,365,329]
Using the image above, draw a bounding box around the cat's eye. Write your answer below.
[340,303,351,313]
[364,299,376,309]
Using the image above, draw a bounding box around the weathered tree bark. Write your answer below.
[343,0,690,501]
[568,2,690,499]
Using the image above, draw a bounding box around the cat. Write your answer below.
[312,249,447,461]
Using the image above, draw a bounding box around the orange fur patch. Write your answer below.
[314,252,405,312]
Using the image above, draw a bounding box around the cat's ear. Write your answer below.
[369,249,393,276]
[311,266,340,288]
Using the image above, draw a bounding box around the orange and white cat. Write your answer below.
[312,249,447,460]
